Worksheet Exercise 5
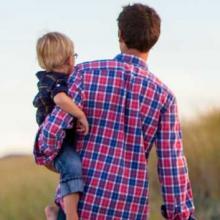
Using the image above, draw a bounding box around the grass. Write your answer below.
[1,110,220,219]
[0,156,58,220]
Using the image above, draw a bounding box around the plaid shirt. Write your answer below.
[35,54,195,219]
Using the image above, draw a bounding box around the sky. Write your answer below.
[0,0,220,157]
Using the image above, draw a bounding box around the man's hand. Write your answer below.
[161,205,196,220]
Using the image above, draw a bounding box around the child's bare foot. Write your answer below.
[45,205,59,220]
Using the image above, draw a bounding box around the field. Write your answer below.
[0,111,220,220]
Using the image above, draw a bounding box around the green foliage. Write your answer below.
[182,111,220,219]
[148,110,220,219]
[0,111,220,219]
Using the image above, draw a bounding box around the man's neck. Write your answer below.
[121,48,148,62]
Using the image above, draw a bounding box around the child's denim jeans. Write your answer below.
[53,139,84,198]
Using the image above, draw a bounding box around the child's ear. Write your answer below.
[66,56,74,66]
[66,55,75,74]
[66,56,71,64]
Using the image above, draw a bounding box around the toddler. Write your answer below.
[33,32,88,220]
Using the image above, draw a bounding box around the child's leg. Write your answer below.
[54,142,84,220]
[45,204,59,220]
[64,193,79,220]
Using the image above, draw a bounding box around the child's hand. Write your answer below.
[76,113,89,135]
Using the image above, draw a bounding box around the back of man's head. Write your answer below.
[117,3,161,52]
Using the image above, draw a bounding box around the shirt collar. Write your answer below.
[36,71,67,80]
[114,53,148,70]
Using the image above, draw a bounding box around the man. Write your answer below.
[36,3,195,219]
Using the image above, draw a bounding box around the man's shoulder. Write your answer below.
[75,58,119,72]
[143,70,176,106]
[73,58,175,102]
[150,71,173,94]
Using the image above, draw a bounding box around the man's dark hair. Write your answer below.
[117,3,161,52]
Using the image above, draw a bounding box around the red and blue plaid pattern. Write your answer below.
[35,54,195,219]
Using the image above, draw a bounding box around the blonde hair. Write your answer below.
[36,32,74,71]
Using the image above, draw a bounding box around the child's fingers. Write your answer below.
[76,125,87,134]
[84,125,89,135]
[76,119,89,135]
[78,122,89,135]
[76,128,85,133]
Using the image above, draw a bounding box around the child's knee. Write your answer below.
[61,155,82,178]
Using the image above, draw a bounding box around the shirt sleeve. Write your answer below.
[35,67,84,165]
[50,77,68,98]
[155,95,195,220]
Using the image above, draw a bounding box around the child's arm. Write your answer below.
[53,92,89,135]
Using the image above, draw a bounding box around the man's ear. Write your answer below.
[118,30,124,43]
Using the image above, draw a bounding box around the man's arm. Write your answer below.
[35,68,84,165]
[155,95,195,219]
